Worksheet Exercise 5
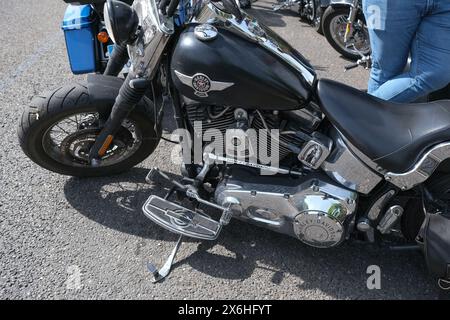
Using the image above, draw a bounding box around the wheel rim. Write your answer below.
[307,0,315,21]
[329,14,370,57]
[300,0,315,21]
[42,111,143,168]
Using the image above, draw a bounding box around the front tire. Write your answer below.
[312,3,324,34]
[322,6,370,60]
[18,82,161,177]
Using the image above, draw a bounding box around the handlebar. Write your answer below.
[166,0,180,17]
[159,0,170,15]
[160,0,241,20]
[159,0,180,17]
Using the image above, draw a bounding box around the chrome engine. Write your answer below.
[184,103,323,161]
[215,167,357,248]
[184,103,362,248]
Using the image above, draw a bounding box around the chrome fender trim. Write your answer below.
[321,130,382,194]
[385,142,450,190]
[192,3,316,86]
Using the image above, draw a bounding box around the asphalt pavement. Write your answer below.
[0,0,441,299]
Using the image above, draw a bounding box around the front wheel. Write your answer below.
[299,0,316,22]
[18,82,161,177]
[312,3,323,34]
[322,6,371,60]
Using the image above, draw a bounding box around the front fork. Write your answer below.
[103,43,130,77]
[344,3,359,43]
[88,45,149,164]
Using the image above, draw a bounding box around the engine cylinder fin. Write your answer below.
[251,114,305,160]
[185,105,307,161]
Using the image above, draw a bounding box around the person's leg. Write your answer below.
[372,1,450,102]
[362,0,422,93]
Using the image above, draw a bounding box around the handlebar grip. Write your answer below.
[166,0,180,17]
[159,0,170,15]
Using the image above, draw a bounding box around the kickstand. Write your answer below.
[147,235,183,283]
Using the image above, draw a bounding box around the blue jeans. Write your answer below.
[362,0,450,102]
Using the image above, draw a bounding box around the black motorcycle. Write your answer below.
[273,0,323,33]
[19,0,450,289]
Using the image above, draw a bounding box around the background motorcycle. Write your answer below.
[272,0,368,60]
[18,0,450,288]
[273,0,324,33]
[325,1,450,102]
[322,0,370,60]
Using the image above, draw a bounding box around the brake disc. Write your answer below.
[60,128,131,165]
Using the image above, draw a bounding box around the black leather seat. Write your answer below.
[317,79,450,173]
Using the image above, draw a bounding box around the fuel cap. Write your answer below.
[194,24,218,41]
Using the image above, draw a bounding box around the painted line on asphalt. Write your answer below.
[0,33,63,94]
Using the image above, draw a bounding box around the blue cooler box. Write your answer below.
[61,5,97,74]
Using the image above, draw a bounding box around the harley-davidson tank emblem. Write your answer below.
[192,74,211,95]
[174,70,234,97]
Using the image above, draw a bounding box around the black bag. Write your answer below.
[418,212,450,290]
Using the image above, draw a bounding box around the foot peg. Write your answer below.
[143,195,222,240]
[143,167,233,282]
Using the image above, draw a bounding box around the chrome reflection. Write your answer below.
[192,2,316,85]
[385,142,450,190]
[321,129,382,194]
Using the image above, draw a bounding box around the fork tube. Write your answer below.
[344,4,358,43]
[88,71,149,163]
[348,1,358,23]
[104,44,129,77]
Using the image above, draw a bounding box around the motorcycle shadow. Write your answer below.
[179,226,435,298]
[64,167,185,242]
[63,168,437,299]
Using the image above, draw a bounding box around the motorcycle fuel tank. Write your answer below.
[170,26,314,110]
